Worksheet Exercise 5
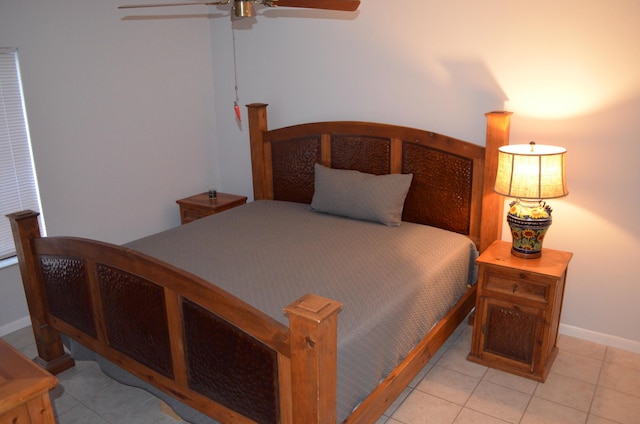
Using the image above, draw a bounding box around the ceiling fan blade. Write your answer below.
[118,2,224,9]
[271,0,360,12]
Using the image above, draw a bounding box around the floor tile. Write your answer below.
[482,368,538,395]
[533,372,595,411]
[465,381,530,423]
[604,346,640,371]
[437,347,487,379]
[557,334,606,361]
[57,362,120,403]
[417,366,480,405]
[550,350,602,384]
[392,390,462,424]
[586,415,621,424]
[49,384,83,418]
[56,404,111,424]
[590,386,640,424]
[1,325,34,349]
[597,362,640,397]
[109,397,185,424]
[449,325,473,352]
[77,381,156,423]
[520,397,587,424]
[453,408,510,423]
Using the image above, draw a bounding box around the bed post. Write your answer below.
[480,111,512,253]
[7,211,75,374]
[284,294,342,424]
[247,103,269,200]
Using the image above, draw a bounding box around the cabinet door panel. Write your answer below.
[479,297,544,372]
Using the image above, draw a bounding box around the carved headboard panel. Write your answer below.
[266,131,478,236]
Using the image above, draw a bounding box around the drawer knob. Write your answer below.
[519,273,527,279]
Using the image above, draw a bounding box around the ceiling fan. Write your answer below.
[118,0,360,18]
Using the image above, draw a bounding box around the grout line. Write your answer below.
[586,344,607,417]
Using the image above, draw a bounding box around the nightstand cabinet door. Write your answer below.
[478,297,545,372]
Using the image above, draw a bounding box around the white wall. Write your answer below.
[1,0,639,352]
[0,0,217,334]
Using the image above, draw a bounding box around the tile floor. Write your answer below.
[3,321,639,424]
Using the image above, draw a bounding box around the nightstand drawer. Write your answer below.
[176,192,247,225]
[484,272,548,304]
[180,208,209,224]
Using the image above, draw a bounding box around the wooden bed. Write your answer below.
[8,104,511,424]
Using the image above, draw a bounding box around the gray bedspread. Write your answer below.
[124,200,478,422]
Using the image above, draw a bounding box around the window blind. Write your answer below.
[0,48,45,260]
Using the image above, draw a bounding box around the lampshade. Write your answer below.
[495,142,568,200]
[494,141,568,259]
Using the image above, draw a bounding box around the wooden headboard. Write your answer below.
[247,104,511,253]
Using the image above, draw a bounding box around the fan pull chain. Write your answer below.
[232,22,241,122]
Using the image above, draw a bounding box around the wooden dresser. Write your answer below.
[468,240,572,382]
[176,192,247,224]
[0,339,58,424]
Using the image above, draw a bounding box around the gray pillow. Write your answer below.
[310,164,413,226]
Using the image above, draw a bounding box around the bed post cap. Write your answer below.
[6,210,41,220]
[285,293,342,323]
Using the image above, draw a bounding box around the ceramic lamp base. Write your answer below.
[506,200,553,259]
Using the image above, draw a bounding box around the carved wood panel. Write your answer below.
[271,136,321,204]
[182,299,279,424]
[40,256,97,338]
[97,264,173,378]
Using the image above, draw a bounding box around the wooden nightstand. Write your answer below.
[176,192,247,224]
[0,339,58,423]
[467,240,572,382]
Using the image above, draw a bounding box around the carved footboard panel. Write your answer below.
[8,210,342,424]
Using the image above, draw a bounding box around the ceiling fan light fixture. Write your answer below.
[233,0,254,17]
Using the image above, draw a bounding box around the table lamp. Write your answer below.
[494,141,568,258]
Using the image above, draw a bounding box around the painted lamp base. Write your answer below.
[506,200,553,259]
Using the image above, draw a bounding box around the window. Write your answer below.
[0,48,45,261]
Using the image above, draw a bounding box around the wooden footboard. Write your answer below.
[8,211,342,424]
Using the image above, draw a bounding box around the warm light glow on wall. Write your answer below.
[500,62,628,120]
[493,7,640,120]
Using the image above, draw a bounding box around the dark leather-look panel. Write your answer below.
[402,142,473,234]
[40,256,97,338]
[485,303,536,364]
[330,135,391,175]
[271,136,321,204]
[97,264,173,378]
[182,299,279,424]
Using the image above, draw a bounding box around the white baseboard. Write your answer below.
[0,315,31,338]
[560,323,640,354]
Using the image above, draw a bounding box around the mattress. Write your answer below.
[123,199,478,422]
